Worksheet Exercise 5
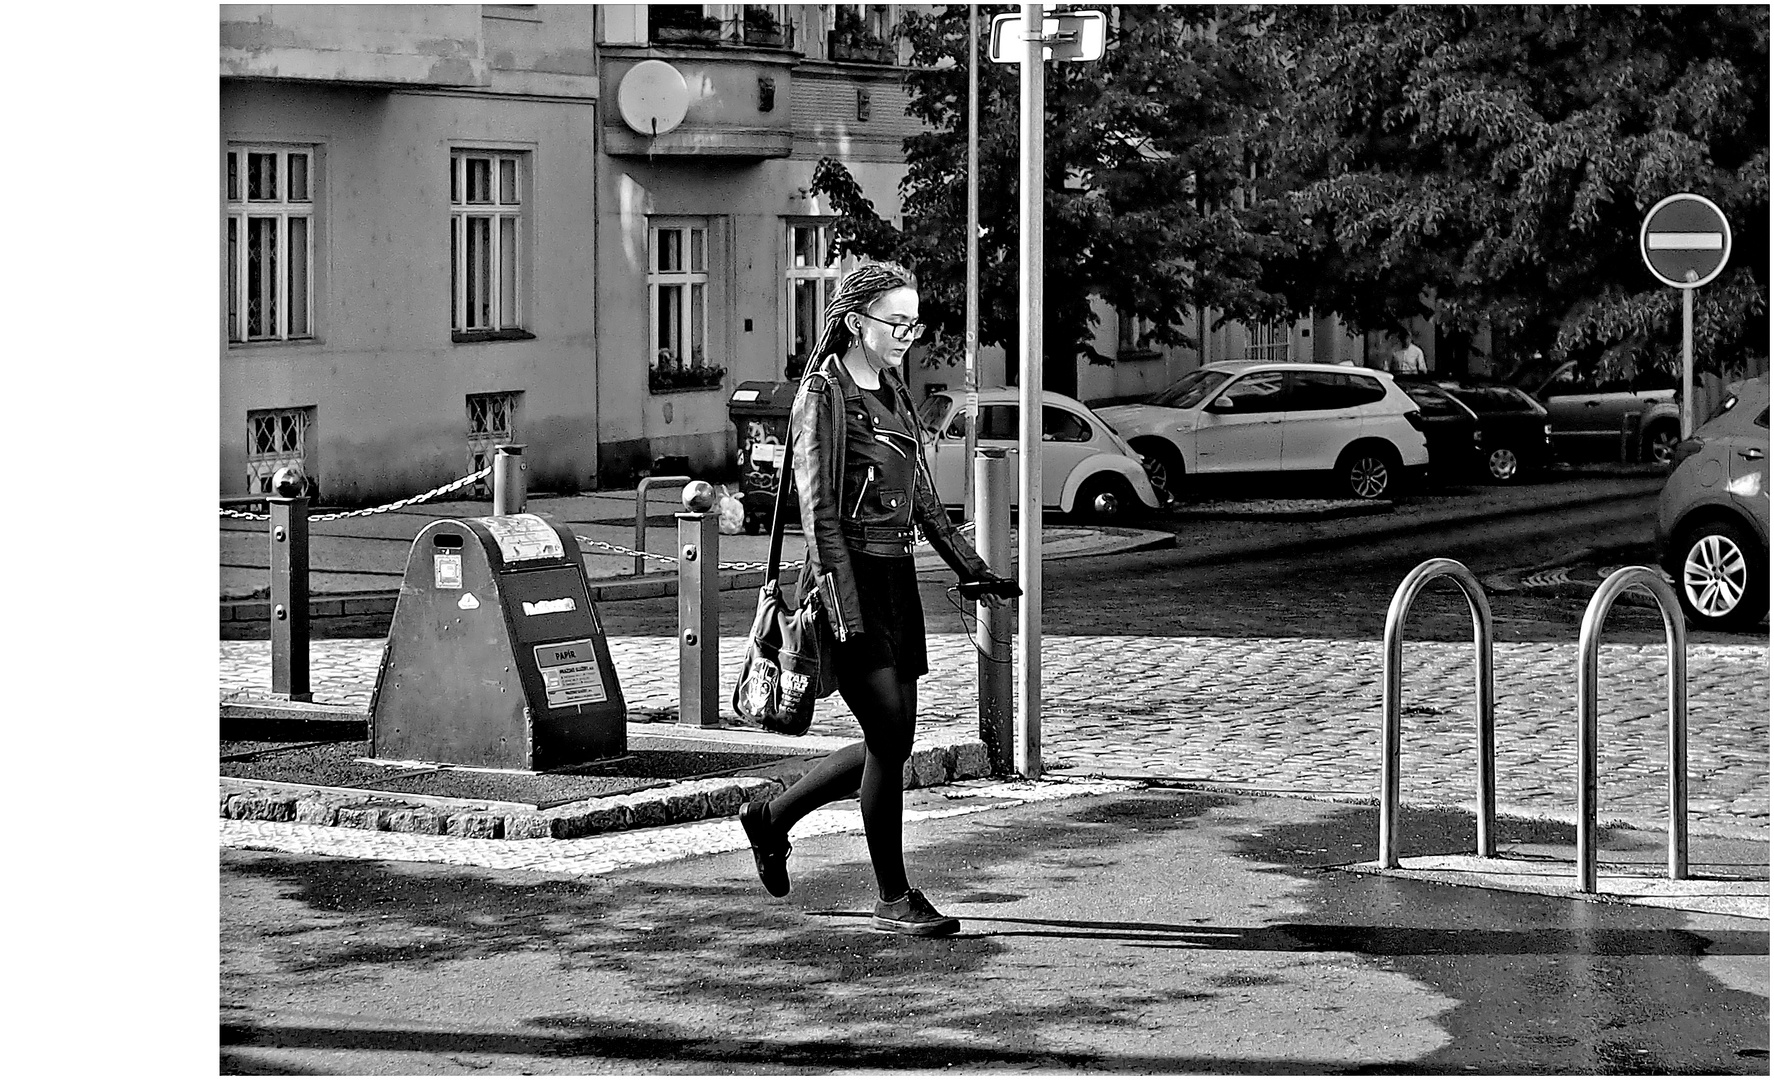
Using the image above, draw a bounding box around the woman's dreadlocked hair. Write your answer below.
[803,260,919,376]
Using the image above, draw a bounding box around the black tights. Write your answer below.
[762,665,917,901]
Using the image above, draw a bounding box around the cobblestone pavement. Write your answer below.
[219,633,1769,841]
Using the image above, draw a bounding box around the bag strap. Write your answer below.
[763,398,796,584]
[765,361,845,586]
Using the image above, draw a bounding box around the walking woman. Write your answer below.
[737,260,1016,937]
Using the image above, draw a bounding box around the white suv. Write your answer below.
[1096,361,1430,500]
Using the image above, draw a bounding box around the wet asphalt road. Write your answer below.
[220,789,1768,1075]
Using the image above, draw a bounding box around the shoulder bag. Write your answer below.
[731,373,843,735]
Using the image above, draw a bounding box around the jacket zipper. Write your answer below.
[853,464,875,518]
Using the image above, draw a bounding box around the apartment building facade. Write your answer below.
[221,4,1442,503]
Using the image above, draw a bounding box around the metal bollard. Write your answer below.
[678,482,721,728]
[1577,566,1688,892]
[1378,558,1496,868]
[636,474,693,575]
[492,444,527,516]
[268,467,311,702]
[1619,411,1643,464]
[975,448,1015,773]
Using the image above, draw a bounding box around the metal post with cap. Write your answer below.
[990,4,1106,779]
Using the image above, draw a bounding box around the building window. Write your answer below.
[246,406,315,494]
[450,151,525,338]
[467,391,520,495]
[1118,311,1158,358]
[785,222,851,378]
[649,220,723,391]
[226,146,314,343]
[1244,321,1291,363]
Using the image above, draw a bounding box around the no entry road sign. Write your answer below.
[1640,193,1732,289]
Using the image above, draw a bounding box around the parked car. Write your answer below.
[1398,378,1554,483]
[1524,360,1681,463]
[1095,361,1430,501]
[916,388,1163,519]
[1395,381,1484,482]
[1654,375,1770,630]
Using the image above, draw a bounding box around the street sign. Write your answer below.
[1640,193,1732,289]
[988,10,1106,63]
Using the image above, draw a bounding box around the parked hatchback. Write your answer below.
[917,388,1163,519]
[1399,378,1553,483]
[1096,362,1430,500]
[1654,375,1770,630]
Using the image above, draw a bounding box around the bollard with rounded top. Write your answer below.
[677,481,720,727]
[1379,558,1496,868]
[268,466,312,702]
[974,448,1015,773]
[1577,566,1688,892]
[492,444,527,516]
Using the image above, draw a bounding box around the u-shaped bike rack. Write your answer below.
[1577,566,1688,893]
[1379,558,1496,868]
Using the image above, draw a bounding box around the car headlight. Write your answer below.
[1472,428,1485,443]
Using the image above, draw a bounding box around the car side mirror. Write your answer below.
[1204,397,1235,413]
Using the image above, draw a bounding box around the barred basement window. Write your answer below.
[467,391,520,495]
[450,151,525,336]
[246,406,315,494]
[1244,321,1291,363]
[226,146,314,343]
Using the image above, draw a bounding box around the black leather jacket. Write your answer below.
[791,353,990,640]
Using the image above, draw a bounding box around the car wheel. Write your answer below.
[1674,519,1769,630]
[1485,446,1523,483]
[1336,445,1398,500]
[1134,441,1184,504]
[1074,475,1133,521]
[1643,422,1680,464]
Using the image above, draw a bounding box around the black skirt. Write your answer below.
[833,551,928,680]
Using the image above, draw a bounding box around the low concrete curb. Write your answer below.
[220,727,996,842]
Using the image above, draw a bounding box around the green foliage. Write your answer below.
[1263,4,1769,377]
[809,5,1291,390]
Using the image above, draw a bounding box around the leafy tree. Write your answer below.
[1260,4,1769,380]
[810,5,1290,396]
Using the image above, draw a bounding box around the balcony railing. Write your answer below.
[649,16,797,50]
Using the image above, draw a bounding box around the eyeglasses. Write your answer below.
[855,311,928,342]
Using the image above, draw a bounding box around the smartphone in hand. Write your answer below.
[957,578,1022,602]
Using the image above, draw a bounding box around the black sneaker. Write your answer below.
[738,801,791,897]
[872,888,960,937]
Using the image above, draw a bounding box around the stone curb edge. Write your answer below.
[220,738,996,841]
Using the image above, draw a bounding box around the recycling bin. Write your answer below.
[729,380,799,535]
[369,512,626,770]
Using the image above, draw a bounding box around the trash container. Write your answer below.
[369,511,626,771]
[728,380,799,535]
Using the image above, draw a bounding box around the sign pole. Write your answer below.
[963,4,979,521]
[1682,283,1694,438]
[1639,192,1731,441]
[1016,1,1044,780]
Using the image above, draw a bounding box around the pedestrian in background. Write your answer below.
[1391,328,1428,376]
[735,260,1016,937]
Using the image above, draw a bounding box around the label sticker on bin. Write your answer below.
[750,441,786,467]
[533,639,608,707]
[434,553,462,589]
[475,513,564,564]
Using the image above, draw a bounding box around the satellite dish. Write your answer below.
[618,60,690,137]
